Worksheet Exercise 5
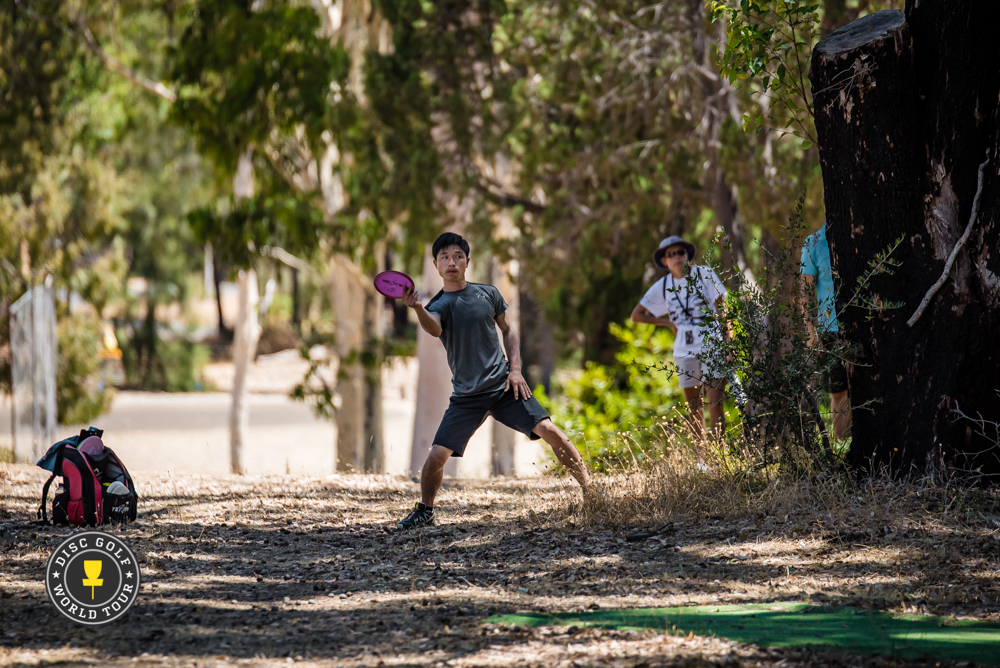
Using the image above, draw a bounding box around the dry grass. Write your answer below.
[578,420,1000,534]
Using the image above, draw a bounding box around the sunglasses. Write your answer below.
[665,249,687,259]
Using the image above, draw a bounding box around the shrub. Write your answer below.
[694,202,902,473]
[545,198,902,477]
[538,320,685,470]
[119,328,210,392]
[57,313,114,425]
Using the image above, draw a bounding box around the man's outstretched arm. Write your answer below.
[495,311,531,400]
[402,285,442,337]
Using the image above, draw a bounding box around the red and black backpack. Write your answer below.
[37,427,138,526]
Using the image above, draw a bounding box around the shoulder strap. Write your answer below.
[38,448,66,524]
[107,449,138,499]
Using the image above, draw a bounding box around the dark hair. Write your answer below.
[432,232,470,260]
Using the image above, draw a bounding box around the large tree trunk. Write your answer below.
[488,154,521,477]
[309,0,389,473]
[811,6,1000,477]
[519,289,555,395]
[330,255,385,472]
[491,254,519,476]
[409,247,452,477]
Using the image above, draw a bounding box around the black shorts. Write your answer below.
[821,333,849,395]
[433,388,549,457]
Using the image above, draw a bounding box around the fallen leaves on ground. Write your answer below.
[0,463,997,667]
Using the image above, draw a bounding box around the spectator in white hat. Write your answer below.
[630,236,729,441]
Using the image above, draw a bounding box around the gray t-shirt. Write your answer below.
[425,283,509,396]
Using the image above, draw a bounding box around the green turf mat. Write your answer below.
[487,602,1000,665]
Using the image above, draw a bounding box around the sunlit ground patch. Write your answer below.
[487,601,1000,665]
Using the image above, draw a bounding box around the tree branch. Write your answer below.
[474,176,546,213]
[71,11,176,103]
[907,158,989,327]
[260,246,318,276]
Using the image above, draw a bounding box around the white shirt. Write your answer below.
[638,266,727,357]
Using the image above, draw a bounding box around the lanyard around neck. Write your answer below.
[663,270,699,323]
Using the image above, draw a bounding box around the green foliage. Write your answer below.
[0,1,129,416]
[168,0,350,174]
[363,0,510,268]
[0,0,80,197]
[186,195,325,268]
[547,200,904,476]
[496,1,706,360]
[711,0,820,142]
[119,329,211,393]
[156,340,212,393]
[57,313,114,425]
[167,0,362,272]
[539,320,683,470]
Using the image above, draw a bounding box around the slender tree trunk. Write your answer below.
[291,268,301,334]
[362,244,386,472]
[811,6,1000,476]
[308,0,390,473]
[230,268,260,475]
[213,247,231,343]
[488,154,521,476]
[229,145,259,475]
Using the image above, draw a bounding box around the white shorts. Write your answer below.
[674,355,714,389]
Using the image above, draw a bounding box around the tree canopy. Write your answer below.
[1,0,905,425]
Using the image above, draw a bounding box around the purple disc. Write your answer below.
[373,271,415,299]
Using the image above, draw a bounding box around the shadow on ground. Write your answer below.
[1,467,998,667]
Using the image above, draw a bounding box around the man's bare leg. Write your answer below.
[831,390,851,440]
[420,445,453,507]
[532,419,590,487]
[706,379,728,440]
[683,386,705,441]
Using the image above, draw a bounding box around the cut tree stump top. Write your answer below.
[815,10,905,55]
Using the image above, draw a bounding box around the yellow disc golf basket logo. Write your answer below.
[45,531,141,625]
[83,560,103,599]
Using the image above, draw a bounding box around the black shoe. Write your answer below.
[397,502,435,529]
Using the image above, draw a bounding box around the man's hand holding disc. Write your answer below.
[401,284,421,308]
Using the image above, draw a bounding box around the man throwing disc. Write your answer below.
[397,232,590,529]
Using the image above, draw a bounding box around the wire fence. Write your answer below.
[10,281,57,463]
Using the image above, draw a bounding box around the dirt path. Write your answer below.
[1,464,998,667]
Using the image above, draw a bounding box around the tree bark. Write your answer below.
[212,246,232,343]
[362,245,387,472]
[519,289,555,395]
[291,268,301,334]
[230,268,260,475]
[491,255,518,477]
[409,246,452,477]
[229,145,259,475]
[811,6,1000,476]
[330,255,376,471]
